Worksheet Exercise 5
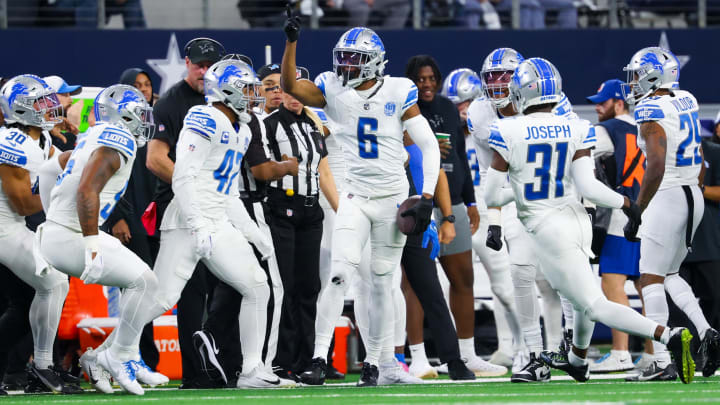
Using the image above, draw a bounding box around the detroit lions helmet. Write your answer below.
[480,48,524,108]
[0,74,62,130]
[509,58,563,114]
[552,92,578,119]
[94,84,154,147]
[441,68,482,104]
[204,59,262,122]
[622,47,680,104]
[333,27,387,88]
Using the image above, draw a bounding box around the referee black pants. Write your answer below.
[401,235,462,364]
[267,193,323,373]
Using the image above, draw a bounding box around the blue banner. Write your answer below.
[0,28,716,104]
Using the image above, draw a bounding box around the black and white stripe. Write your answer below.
[239,113,273,197]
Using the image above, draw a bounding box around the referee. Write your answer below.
[146,37,225,389]
[263,67,337,377]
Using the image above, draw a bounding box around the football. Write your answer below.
[396,195,421,235]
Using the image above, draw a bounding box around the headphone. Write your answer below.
[183,37,226,58]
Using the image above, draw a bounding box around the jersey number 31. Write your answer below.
[525,142,568,201]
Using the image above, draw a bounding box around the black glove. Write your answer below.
[585,207,596,224]
[284,4,301,43]
[486,225,503,251]
[400,196,434,235]
[622,200,642,242]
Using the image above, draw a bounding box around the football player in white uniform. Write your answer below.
[145,60,280,388]
[484,57,694,384]
[39,84,162,395]
[0,75,75,393]
[622,47,720,381]
[281,12,440,386]
[441,67,523,371]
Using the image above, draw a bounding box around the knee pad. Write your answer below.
[371,256,397,277]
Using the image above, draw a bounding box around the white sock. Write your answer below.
[30,281,68,370]
[642,283,669,358]
[572,309,594,350]
[537,279,563,350]
[660,327,671,345]
[665,273,711,340]
[409,343,429,365]
[523,326,544,356]
[111,271,159,362]
[568,350,587,367]
[560,295,575,330]
[238,280,270,374]
[459,337,476,359]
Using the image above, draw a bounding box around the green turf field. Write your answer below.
[4,373,720,404]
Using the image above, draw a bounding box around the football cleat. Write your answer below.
[236,367,289,388]
[408,359,438,379]
[96,349,144,395]
[273,365,301,383]
[700,328,720,377]
[326,364,346,380]
[357,362,379,387]
[589,350,634,373]
[625,361,677,382]
[299,357,327,386]
[447,358,476,380]
[378,361,424,385]
[511,353,551,383]
[559,329,573,356]
[26,362,63,393]
[132,358,169,387]
[666,327,695,384]
[634,352,655,371]
[540,350,589,382]
[80,348,113,393]
[192,329,228,385]
[464,355,508,377]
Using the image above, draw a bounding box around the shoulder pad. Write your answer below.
[488,123,508,151]
[184,106,217,140]
[387,77,417,113]
[314,71,336,98]
[0,130,29,167]
[96,125,136,159]
[634,99,665,123]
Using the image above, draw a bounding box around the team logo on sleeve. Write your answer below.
[384,102,396,117]
[221,131,230,144]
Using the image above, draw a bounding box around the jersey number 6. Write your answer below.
[357,117,378,159]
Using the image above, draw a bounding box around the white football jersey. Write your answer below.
[634,90,701,190]
[47,123,135,232]
[316,73,417,197]
[489,112,595,231]
[467,97,498,181]
[0,127,52,234]
[161,105,252,230]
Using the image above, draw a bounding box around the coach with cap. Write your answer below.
[43,75,82,151]
[146,36,227,389]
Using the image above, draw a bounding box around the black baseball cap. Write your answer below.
[258,64,281,81]
[184,37,226,64]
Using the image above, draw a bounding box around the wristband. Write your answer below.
[487,208,501,226]
[83,235,100,253]
[466,202,477,207]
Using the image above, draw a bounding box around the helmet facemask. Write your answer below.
[333,49,384,88]
[482,70,514,108]
[1,76,64,131]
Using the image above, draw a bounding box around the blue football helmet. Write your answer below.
[441,68,482,104]
[480,48,524,109]
[333,27,387,88]
[204,59,263,122]
[622,47,680,104]
[0,74,63,130]
[94,84,154,147]
[509,58,563,114]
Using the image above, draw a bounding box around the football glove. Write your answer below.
[400,196,434,235]
[284,4,301,43]
[486,225,503,251]
[622,200,642,242]
[193,228,213,259]
[422,220,440,260]
[81,249,104,285]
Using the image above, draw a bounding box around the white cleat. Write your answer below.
[378,361,424,385]
[464,355,508,377]
[96,350,144,395]
[80,348,113,394]
[590,350,634,373]
[408,360,439,379]
[133,359,170,387]
[435,363,448,374]
[512,350,530,374]
[237,367,289,388]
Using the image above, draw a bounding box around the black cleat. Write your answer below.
[273,366,301,383]
[299,357,327,385]
[559,329,573,356]
[326,364,345,380]
[625,361,677,382]
[667,327,695,384]
[447,358,475,381]
[540,350,589,382]
[356,362,378,387]
[26,363,83,394]
[511,353,551,383]
[193,329,228,386]
[700,328,720,377]
[2,371,27,390]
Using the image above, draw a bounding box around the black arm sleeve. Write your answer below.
[456,123,476,205]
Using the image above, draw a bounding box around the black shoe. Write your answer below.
[447,358,475,380]
[26,362,64,393]
[667,327,695,384]
[273,366,301,383]
[511,353,551,383]
[700,328,720,377]
[2,371,27,390]
[299,357,327,385]
[356,362,378,387]
[52,365,84,394]
[192,329,228,386]
[539,350,589,382]
[0,387,6,395]
[559,329,573,355]
[326,364,345,380]
[625,361,677,382]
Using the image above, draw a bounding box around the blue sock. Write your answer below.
[395,353,406,364]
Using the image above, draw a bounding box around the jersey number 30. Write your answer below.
[525,142,568,201]
[357,117,378,159]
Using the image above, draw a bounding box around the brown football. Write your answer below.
[396,195,421,235]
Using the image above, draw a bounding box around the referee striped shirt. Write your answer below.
[263,105,328,197]
[238,113,272,197]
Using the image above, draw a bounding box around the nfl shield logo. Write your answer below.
[286,209,293,217]
[363,103,371,111]
[384,102,396,116]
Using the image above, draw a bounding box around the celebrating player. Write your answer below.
[280,9,440,386]
[483,57,695,384]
